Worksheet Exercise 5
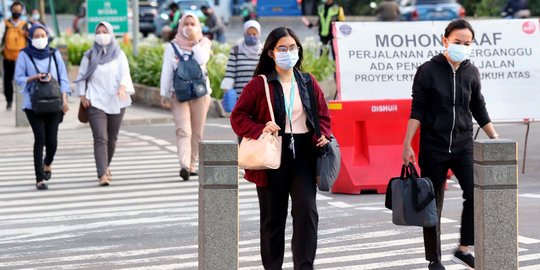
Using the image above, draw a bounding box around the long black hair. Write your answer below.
[253,27,303,76]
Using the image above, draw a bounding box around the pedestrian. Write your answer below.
[402,19,499,270]
[201,5,226,43]
[375,0,401,21]
[161,2,182,41]
[28,9,55,38]
[0,1,28,110]
[14,23,70,190]
[159,13,212,181]
[75,22,135,187]
[306,0,345,59]
[241,0,258,22]
[220,20,262,103]
[230,27,332,270]
[28,9,43,25]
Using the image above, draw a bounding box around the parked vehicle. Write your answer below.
[140,1,159,37]
[399,0,465,21]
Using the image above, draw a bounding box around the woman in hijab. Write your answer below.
[221,20,262,99]
[159,13,212,181]
[14,23,70,190]
[75,21,135,186]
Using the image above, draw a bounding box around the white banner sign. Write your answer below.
[334,20,540,121]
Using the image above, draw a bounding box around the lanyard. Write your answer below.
[284,75,295,126]
[281,75,296,159]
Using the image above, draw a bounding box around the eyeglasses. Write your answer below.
[274,45,299,53]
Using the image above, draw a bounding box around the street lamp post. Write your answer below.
[131,0,139,56]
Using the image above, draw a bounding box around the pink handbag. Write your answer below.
[238,75,282,170]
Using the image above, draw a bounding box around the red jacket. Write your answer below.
[230,70,332,187]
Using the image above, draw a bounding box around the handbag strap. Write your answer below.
[407,163,436,212]
[259,75,276,124]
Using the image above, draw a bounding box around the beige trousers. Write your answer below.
[170,94,211,171]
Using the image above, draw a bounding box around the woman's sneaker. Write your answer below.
[452,249,475,269]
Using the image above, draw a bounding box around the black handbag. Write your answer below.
[305,74,341,192]
[385,163,438,227]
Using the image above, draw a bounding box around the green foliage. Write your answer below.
[207,42,232,99]
[301,37,336,82]
[66,34,92,66]
[476,0,507,16]
[66,36,336,99]
[126,44,165,88]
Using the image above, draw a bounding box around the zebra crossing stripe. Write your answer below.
[2,129,540,270]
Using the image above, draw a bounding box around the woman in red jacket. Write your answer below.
[230,27,332,270]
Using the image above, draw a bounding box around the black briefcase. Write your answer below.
[385,163,438,227]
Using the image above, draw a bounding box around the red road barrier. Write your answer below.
[329,99,419,194]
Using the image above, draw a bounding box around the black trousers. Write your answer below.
[256,133,319,270]
[320,35,335,60]
[418,148,474,262]
[3,59,16,104]
[25,109,63,182]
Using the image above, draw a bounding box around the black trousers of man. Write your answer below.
[256,133,319,270]
[418,148,475,262]
[3,59,16,108]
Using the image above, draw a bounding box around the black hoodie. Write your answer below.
[410,53,492,154]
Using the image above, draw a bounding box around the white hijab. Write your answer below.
[237,20,262,60]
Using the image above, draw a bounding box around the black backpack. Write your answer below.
[29,50,63,114]
[170,42,208,102]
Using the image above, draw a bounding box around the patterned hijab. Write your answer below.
[75,22,121,82]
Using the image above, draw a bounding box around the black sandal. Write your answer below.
[36,181,48,190]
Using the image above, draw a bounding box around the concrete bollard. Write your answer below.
[15,84,29,127]
[474,139,518,270]
[198,141,239,270]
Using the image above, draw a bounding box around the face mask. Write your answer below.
[95,33,112,46]
[447,44,471,63]
[244,35,259,46]
[11,12,21,19]
[275,51,299,70]
[32,37,48,50]
[182,27,197,38]
[32,13,40,21]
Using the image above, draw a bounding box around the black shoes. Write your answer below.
[43,171,51,180]
[179,168,190,181]
[36,181,48,190]
[428,261,445,270]
[6,102,12,110]
[452,249,475,269]
[189,171,198,176]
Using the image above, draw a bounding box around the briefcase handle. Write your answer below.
[406,162,436,212]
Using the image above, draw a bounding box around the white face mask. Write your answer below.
[182,27,197,38]
[31,37,48,50]
[95,33,112,46]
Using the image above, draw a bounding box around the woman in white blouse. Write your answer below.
[75,21,135,186]
[160,13,212,181]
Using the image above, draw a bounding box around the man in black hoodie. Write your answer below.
[402,19,499,270]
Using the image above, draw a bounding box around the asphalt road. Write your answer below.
[1,117,539,269]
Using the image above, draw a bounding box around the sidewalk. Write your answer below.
[0,96,172,136]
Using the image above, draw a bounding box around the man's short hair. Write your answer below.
[11,1,24,10]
